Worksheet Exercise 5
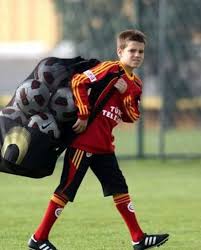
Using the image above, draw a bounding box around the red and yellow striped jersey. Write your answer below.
[71,60,142,153]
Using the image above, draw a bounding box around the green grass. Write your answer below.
[0,158,201,249]
[114,125,201,156]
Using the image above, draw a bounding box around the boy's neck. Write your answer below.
[120,63,134,76]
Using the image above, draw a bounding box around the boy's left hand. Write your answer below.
[114,78,128,94]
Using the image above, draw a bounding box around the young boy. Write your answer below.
[28,29,169,250]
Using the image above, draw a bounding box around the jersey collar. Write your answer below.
[119,62,135,80]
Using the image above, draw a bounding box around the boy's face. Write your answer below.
[117,41,145,70]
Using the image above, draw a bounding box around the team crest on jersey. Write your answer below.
[84,70,97,82]
[127,202,135,212]
[86,152,92,157]
[55,208,63,217]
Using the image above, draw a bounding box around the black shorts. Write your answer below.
[54,147,128,202]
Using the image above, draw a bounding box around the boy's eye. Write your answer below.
[129,49,144,54]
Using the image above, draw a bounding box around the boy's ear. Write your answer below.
[117,48,122,58]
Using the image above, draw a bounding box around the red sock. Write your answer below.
[34,194,67,241]
[113,193,144,243]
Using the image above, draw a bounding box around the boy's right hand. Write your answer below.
[72,118,88,134]
[114,78,128,94]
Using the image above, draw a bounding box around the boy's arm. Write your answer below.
[121,93,141,123]
[71,61,119,133]
[71,72,92,133]
[115,78,141,123]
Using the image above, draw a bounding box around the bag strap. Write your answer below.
[88,86,116,124]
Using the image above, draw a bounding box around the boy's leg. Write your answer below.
[114,193,169,249]
[33,194,67,241]
[90,153,169,249]
[90,153,144,242]
[113,193,144,242]
[29,148,91,249]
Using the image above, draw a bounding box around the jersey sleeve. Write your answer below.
[121,94,141,122]
[120,81,142,123]
[71,61,119,120]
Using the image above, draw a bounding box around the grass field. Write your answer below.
[114,125,201,156]
[0,158,201,250]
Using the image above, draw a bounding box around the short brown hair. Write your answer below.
[117,29,146,49]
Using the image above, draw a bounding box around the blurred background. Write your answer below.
[0,0,200,159]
